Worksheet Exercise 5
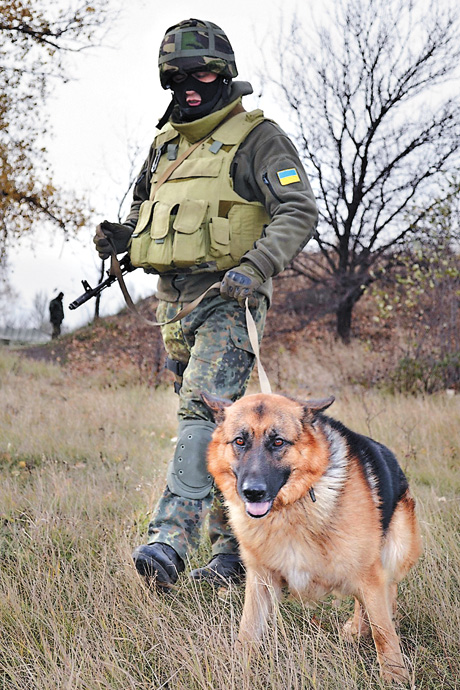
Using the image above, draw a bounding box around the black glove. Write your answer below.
[220,262,265,307]
[93,220,133,260]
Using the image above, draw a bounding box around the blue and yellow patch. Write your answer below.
[277,168,301,185]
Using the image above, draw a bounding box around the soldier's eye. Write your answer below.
[171,73,187,84]
[193,71,217,82]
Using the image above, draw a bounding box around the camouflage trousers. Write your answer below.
[147,293,267,561]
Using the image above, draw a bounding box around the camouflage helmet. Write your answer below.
[158,18,238,89]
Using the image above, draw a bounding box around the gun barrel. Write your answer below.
[69,288,99,310]
[68,254,137,310]
[69,276,114,310]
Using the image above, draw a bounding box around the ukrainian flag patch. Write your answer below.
[277,168,300,185]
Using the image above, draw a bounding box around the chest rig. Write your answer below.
[129,109,270,274]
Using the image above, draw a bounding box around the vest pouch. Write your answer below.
[228,204,268,262]
[209,217,231,259]
[172,199,209,267]
[129,200,155,268]
[144,201,176,272]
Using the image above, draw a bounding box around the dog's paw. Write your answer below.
[342,617,371,642]
[380,663,410,686]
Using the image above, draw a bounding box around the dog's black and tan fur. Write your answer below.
[203,392,422,684]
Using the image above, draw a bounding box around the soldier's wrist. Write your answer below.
[241,254,273,282]
[239,260,266,285]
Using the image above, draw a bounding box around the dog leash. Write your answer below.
[113,260,314,496]
[244,299,272,394]
[107,249,272,395]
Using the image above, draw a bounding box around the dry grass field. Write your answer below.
[0,346,459,689]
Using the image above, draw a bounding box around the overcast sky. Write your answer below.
[7,0,301,332]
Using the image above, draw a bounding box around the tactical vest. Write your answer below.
[129,109,270,274]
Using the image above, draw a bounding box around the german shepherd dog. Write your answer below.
[202,392,422,684]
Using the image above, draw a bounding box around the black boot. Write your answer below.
[132,543,185,591]
[189,554,245,587]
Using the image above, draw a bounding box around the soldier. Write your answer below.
[94,19,318,590]
[49,292,64,339]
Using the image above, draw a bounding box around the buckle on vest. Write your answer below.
[150,146,164,173]
[167,144,179,160]
[209,140,223,154]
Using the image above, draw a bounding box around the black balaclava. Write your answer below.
[171,74,230,122]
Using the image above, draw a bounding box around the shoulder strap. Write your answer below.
[148,104,254,199]
[148,136,208,201]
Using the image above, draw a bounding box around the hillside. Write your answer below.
[16,269,458,395]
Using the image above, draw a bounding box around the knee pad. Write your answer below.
[166,419,215,500]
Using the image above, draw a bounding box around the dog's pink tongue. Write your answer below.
[246,501,271,517]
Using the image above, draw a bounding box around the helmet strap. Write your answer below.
[156,98,176,130]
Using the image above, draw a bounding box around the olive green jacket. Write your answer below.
[125,82,318,304]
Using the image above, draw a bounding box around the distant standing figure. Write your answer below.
[49,292,64,339]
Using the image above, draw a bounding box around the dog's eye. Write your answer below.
[273,438,284,447]
[234,437,245,447]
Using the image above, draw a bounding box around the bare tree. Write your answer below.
[268,0,460,341]
[0,0,111,267]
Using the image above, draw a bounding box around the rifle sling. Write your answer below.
[147,136,208,201]
[110,259,271,394]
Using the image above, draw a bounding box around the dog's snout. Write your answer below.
[242,483,267,503]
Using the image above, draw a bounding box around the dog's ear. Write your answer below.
[302,396,335,424]
[200,392,233,424]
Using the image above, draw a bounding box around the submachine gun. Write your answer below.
[69,254,137,310]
